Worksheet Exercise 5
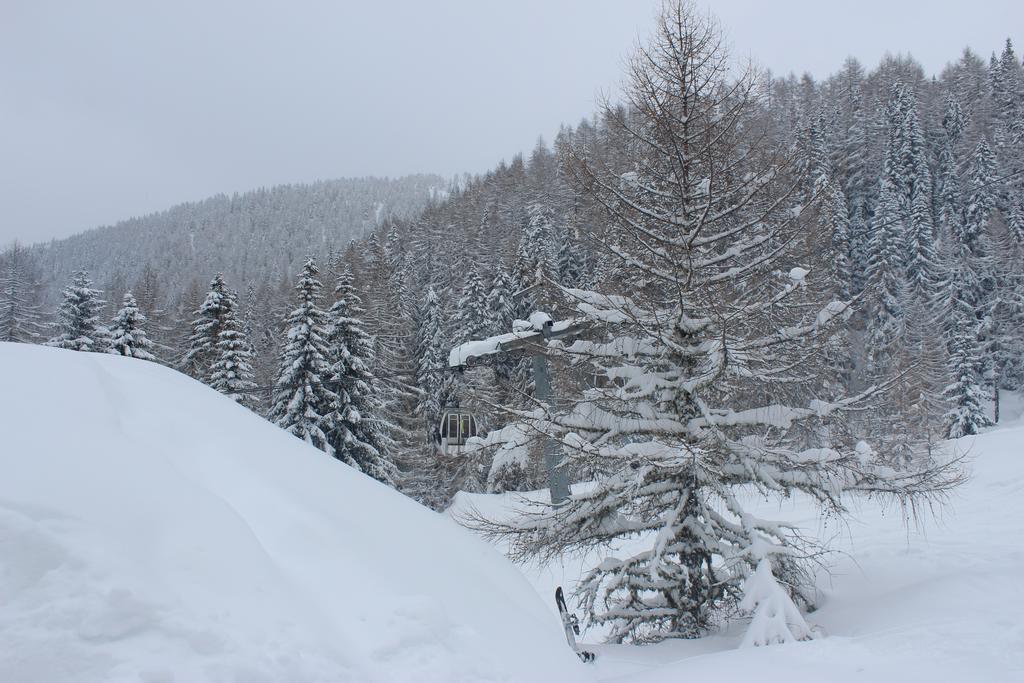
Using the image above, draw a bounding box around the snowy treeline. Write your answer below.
[19,174,443,309]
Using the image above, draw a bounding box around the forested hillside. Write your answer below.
[21,174,443,308]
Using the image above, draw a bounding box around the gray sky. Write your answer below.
[2,0,1021,246]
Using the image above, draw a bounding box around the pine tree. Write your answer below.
[181,274,256,403]
[989,229,1024,397]
[992,39,1022,141]
[513,203,556,319]
[269,258,336,452]
[890,84,943,298]
[325,268,397,484]
[208,311,257,406]
[944,251,994,437]
[108,292,157,361]
[473,3,959,644]
[0,242,43,343]
[455,265,490,344]
[820,176,853,302]
[48,270,108,352]
[937,93,968,244]
[414,285,454,433]
[865,180,907,375]
[486,266,516,337]
[835,59,872,295]
[1008,200,1024,244]
[962,140,999,254]
[182,274,234,379]
[554,221,585,288]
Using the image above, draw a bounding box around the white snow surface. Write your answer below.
[453,394,1024,682]
[0,343,583,682]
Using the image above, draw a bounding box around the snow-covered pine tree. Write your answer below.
[208,307,258,407]
[512,203,556,319]
[554,220,585,288]
[833,59,872,296]
[0,242,43,343]
[469,1,960,644]
[865,179,907,376]
[1008,198,1024,244]
[181,274,257,403]
[414,285,454,435]
[991,39,1022,144]
[182,274,234,379]
[989,227,1024,400]
[108,292,157,361]
[486,265,516,337]
[483,264,529,405]
[325,267,397,484]
[48,270,108,352]
[943,247,994,437]
[455,265,490,344]
[937,93,968,245]
[962,139,999,255]
[891,84,944,299]
[953,139,1002,408]
[269,258,337,452]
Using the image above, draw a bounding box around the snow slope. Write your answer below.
[0,343,584,682]
[454,400,1024,682]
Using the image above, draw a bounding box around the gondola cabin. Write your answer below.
[439,412,479,453]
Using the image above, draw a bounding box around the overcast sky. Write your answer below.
[2,0,1021,246]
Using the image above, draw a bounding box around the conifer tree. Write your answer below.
[486,266,516,337]
[513,203,557,319]
[109,292,157,361]
[208,310,257,407]
[992,39,1022,141]
[269,259,336,452]
[865,180,907,375]
[470,2,959,644]
[48,270,108,352]
[834,59,872,295]
[181,274,257,403]
[890,84,943,298]
[325,268,397,483]
[183,274,234,379]
[0,242,43,343]
[454,265,490,344]
[414,285,454,433]
[944,251,994,437]
[937,93,968,243]
[989,231,1024,399]
[962,140,999,254]
[554,220,586,288]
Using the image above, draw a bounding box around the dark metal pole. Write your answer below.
[533,326,570,505]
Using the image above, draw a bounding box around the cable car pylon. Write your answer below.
[448,311,588,505]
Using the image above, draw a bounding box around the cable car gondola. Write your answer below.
[438,412,479,454]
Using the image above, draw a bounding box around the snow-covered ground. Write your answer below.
[0,343,583,682]
[3,342,1022,682]
[453,395,1024,682]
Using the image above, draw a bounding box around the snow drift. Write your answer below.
[0,343,583,682]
